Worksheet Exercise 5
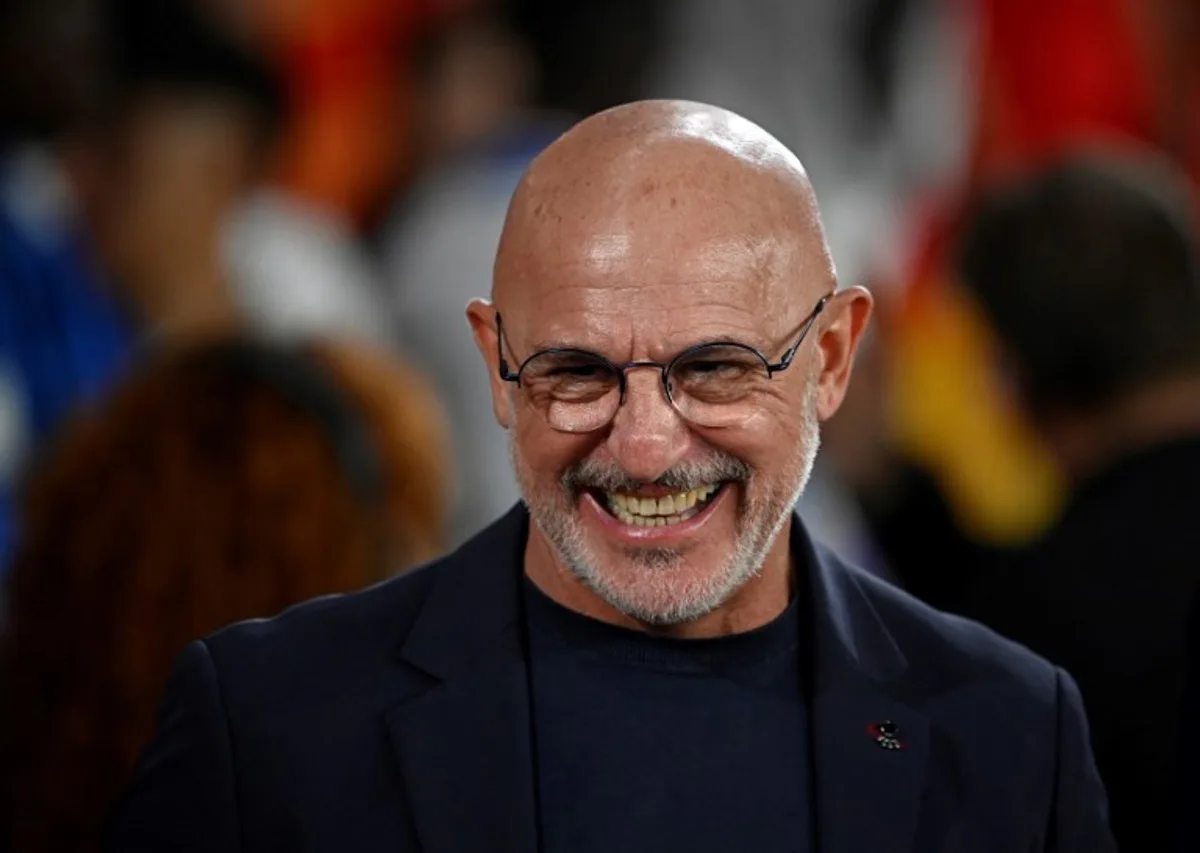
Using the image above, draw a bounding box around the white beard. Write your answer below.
[509,380,822,626]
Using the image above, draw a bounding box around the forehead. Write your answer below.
[498,155,823,350]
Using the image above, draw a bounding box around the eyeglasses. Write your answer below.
[496,292,832,433]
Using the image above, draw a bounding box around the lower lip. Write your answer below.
[579,484,732,544]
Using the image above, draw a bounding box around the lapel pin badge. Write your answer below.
[867,720,905,751]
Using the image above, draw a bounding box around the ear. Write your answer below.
[466,298,515,429]
[814,286,874,421]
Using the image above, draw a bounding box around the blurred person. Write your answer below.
[506,0,669,120]
[84,0,394,347]
[0,336,448,852]
[954,150,1200,853]
[109,101,1112,852]
[79,0,286,341]
[0,0,136,580]
[889,0,1200,554]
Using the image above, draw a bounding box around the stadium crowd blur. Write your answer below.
[0,0,1199,850]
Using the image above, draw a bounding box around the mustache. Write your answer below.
[561,453,753,494]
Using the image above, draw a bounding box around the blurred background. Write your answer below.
[1,0,1200,850]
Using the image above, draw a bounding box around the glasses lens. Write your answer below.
[668,344,771,427]
[520,350,621,432]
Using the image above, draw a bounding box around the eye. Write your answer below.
[669,345,769,402]
[677,359,752,379]
[550,364,607,379]
[673,347,763,382]
[521,351,618,402]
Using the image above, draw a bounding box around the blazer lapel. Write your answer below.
[383,507,931,853]
[803,531,930,853]
[385,506,539,853]
[386,639,538,853]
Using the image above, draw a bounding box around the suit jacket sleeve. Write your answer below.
[104,640,240,852]
[1050,667,1116,852]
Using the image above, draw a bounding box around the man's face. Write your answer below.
[508,348,822,626]
[484,167,838,624]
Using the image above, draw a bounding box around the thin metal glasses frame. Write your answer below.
[494,292,832,427]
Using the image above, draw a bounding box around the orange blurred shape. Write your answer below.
[256,0,475,221]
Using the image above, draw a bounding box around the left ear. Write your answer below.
[814,286,874,421]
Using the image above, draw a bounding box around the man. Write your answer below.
[952,150,1200,853]
[106,101,1114,852]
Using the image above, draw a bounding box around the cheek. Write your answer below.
[713,402,809,473]
[511,417,592,490]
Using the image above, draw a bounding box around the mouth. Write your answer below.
[592,483,725,527]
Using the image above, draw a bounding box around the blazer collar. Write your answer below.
[398,503,909,686]
[396,503,530,680]
[390,504,927,853]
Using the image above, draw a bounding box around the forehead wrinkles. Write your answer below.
[520,142,810,241]
[501,178,812,307]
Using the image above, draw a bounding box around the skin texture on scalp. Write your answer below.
[468,99,872,638]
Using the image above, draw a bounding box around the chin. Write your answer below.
[573,538,756,626]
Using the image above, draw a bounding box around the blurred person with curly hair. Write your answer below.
[0,337,449,852]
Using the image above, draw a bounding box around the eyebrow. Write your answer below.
[525,333,768,361]
[525,337,596,353]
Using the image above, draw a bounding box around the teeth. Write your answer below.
[605,483,721,525]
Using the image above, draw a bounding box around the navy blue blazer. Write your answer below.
[106,506,1114,852]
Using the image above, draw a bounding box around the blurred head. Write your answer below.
[80,0,284,307]
[509,0,668,118]
[0,337,447,850]
[411,10,537,164]
[0,0,104,141]
[468,100,872,627]
[958,150,1200,430]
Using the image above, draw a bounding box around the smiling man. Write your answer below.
[107,102,1115,853]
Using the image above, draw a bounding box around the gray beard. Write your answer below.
[511,386,821,626]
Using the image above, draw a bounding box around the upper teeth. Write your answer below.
[607,484,719,517]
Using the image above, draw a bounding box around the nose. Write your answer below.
[605,367,691,482]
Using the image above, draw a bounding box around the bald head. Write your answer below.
[493,100,835,318]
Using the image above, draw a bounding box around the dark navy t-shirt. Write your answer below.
[524,578,812,853]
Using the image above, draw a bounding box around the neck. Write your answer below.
[524,518,795,639]
[1050,373,1200,480]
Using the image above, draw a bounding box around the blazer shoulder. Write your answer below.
[826,547,1061,704]
[201,558,443,692]
[199,507,528,704]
